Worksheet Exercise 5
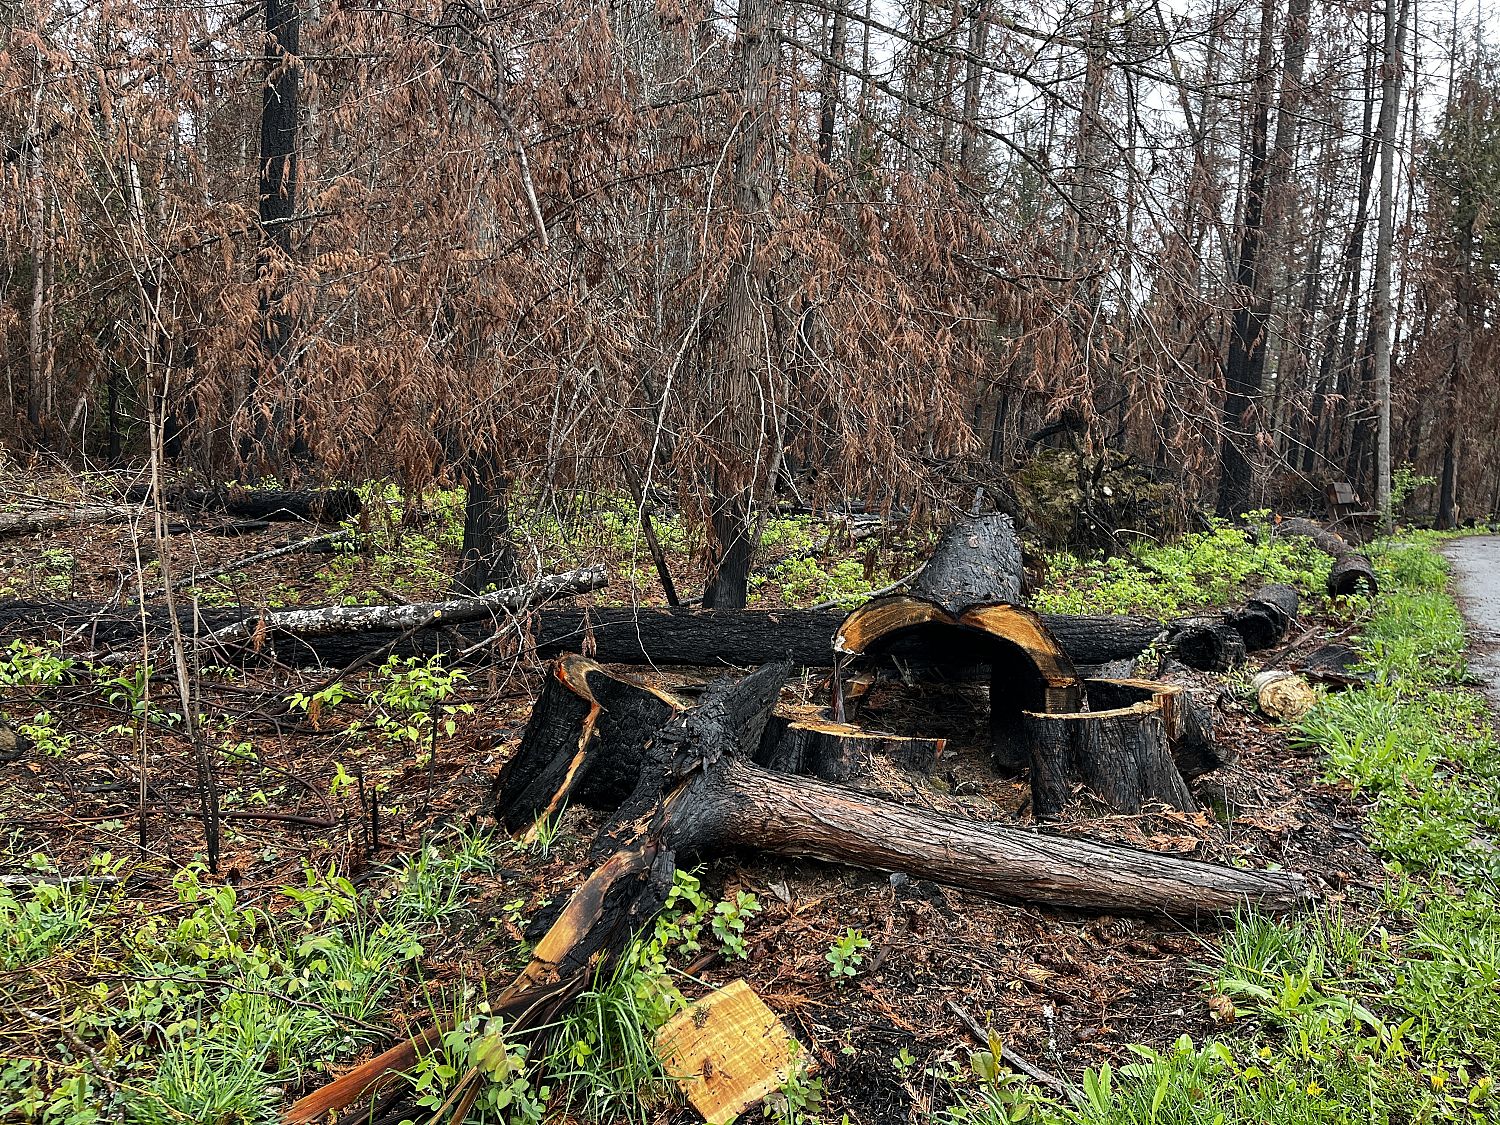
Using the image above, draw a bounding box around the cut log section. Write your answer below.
[1276,517,1378,596]
[1165,616,1248,672]
[1085,677,1227,779]
[755,713,944,782]
[1023,676,1209,818]
[1327,553,1378,597]
[1226,583,1299,650]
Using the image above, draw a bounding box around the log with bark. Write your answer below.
[125,485,363,523]
[1275,517,1378,596]
[197,566,608,651]
[1022,678,1212,818]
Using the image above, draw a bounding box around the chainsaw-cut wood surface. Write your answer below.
[655,979,803,1125]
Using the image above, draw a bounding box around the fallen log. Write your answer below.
[1226,583,1299,651]
[1275,517,1378,597]
[0,505,139,538]
[530,605,1163,670]
[126,485,363,523]
[199,567,608,649]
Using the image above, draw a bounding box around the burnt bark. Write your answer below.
[910,512,1023,608]
[1024,703,1196,820]
[452,456,518,596]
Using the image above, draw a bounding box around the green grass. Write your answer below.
[947,530,1500,1124]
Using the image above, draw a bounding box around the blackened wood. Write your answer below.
[754,715,944,782]
[1084,677,1228,779]
[124,485,362,523]
[452,456,517,596]
[1167,617,1247,672]
[489,655,686,833]
[1022,697,1196,819]
[1327,553,1377,596]
[911,513,1023,608]
[668,758,1301,914]
[1227,583,1299,650]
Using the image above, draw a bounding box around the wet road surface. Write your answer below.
[1445,536,1500,702]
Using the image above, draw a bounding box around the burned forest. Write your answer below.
[2,0,1500,1122]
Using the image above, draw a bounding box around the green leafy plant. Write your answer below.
[825,928,871,982]
[710,890,761,960]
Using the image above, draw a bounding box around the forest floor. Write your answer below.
[1,473,1497,1124]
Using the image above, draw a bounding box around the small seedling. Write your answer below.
[825,928,871,982]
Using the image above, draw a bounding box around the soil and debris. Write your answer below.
[0,480,1389,1124]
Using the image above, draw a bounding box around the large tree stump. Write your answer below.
[755,713,944,781]
[1024,707,1193,819]
[1023,676,1213,818]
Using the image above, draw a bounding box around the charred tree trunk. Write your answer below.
[910,512,1023,608]
[1275,518,1378,596]
[250,0,301,472]
[452,455,518,596]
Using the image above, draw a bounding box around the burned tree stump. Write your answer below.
[755,713,944,781]
[490,654,687,834]
[1086,677,1227,779]
[1024,703,1195,820]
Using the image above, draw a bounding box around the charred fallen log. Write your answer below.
[531,605,1164,670]
[1227,584,1300,650]
[125,485,363,523]
[1276,518,1378,597]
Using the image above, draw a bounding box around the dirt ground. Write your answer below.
[0,486,1386,1124]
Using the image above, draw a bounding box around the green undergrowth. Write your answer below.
[0,836,505,1124]
[1032,513,1331,618]
[303,483,918,610]
[947,530,1500,1125]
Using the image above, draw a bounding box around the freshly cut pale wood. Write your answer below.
[200,566,607,647]
[656,980,804,1125]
